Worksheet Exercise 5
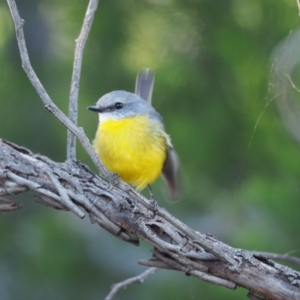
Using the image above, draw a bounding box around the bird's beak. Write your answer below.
[88,106,103,112]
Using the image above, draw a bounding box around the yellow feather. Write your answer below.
[93,116,167,190]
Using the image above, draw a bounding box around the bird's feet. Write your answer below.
[147,184,158,215]
[108,172,120,190]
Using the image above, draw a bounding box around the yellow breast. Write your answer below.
[93,115,168,190]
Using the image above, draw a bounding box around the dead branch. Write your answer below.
[6,0,107,178]
[67,0,99,161]
[105,267,158,300]
[1,139,300,300]
[252,251,300,267]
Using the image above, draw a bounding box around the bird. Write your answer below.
[88,68,179,200]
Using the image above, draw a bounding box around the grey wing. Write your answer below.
[162,140,180,200]
[135,68,155,105]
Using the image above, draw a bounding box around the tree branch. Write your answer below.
[1,139,300,300]
[105,267,158,300]
[0,196,23,211]
[252,251,300,267]
[67,0,99,161]
[6,0,107,178]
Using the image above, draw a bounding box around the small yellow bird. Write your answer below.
[88,69,179,199]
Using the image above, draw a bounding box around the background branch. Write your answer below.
[104,267,158,300]
[67,0,99,161]
[6,0,107,178]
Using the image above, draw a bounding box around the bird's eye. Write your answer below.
[114,102,123,109]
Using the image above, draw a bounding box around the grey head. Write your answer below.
[88,90,162,123]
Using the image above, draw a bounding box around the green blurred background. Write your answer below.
[0,0,300,299]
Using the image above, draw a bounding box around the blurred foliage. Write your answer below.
[0,0,300,299]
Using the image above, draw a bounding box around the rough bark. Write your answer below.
[1,138,299,300]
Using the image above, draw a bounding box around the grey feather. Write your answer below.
[135,68,155,104]
[135,68,179,199]
[162,140,180,200]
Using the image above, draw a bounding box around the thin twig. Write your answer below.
[104,268,158,300]
[252,251,300,266]
[6,0,108,178]
[284,73,300,92]
[0,196,22,211]
[153,248,236,290]
[139,223,210,273]
[297,0,300,16]
[46,170,84,218]
[138,259,177,270]
[7,172,64,203]
[0,180,28,195]
[67,0,99,161]
[34,194,68,210]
